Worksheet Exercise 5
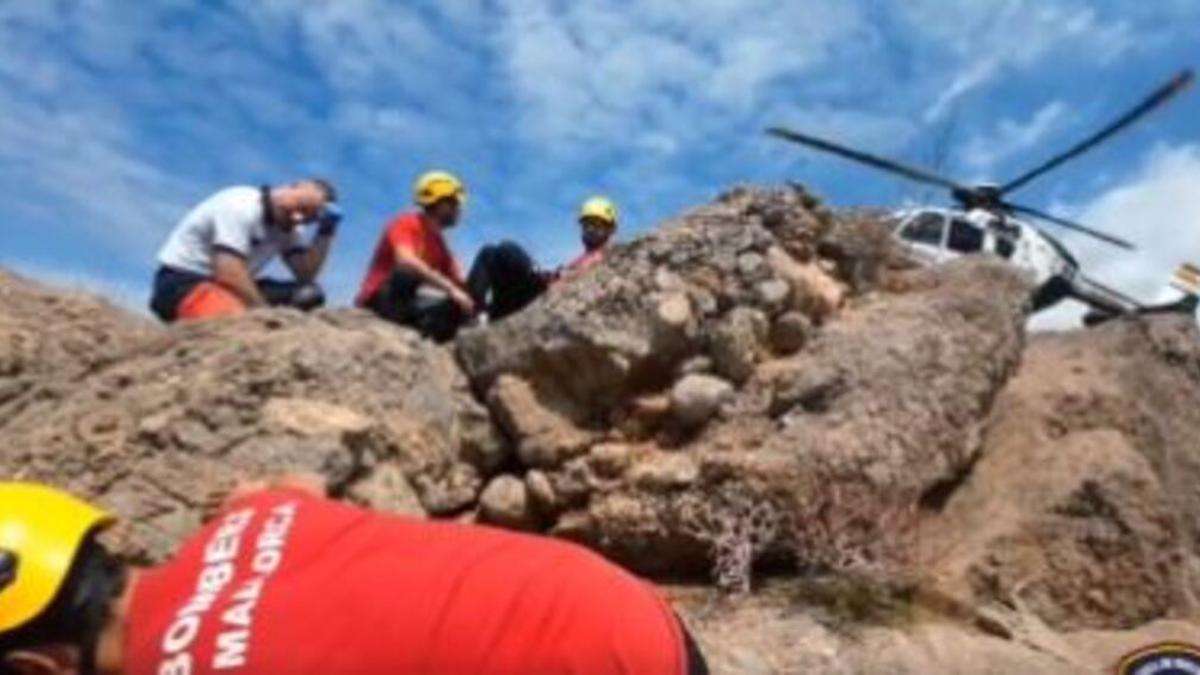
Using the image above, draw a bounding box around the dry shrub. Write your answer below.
[678,482,785,596]
[677,469,921,599]
[791,472,919,581]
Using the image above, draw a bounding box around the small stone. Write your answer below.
[756,279,792,313]
[655,293,693,331]
[550,510,594,541]
[479,475,534,530]
[346,464,426,517]
[678,356,713,376]
[767,247,847,321]
[262,398,372,437]
[692,290,719,316]
[589,443,634,478]
[737,252,766,277]
[411,463,483,516]
[547,458,595,509]
[487,375,592,469]
[630,454,700,490]
[671,374,735,428]
[654,267,686,292]
[525,470,559,514]
[770,312,811,355]
[708,307,768,385]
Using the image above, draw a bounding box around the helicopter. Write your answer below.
[768,69,1196,322]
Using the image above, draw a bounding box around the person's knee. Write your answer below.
[177,282,247,321]
[493,240,530,264]
[291,283,325,311]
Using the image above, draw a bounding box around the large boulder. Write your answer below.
[923,316,1200,631]
[455,186,847,423]
[0,309,503,561]
[555,258,1030,574]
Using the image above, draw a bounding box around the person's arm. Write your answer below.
[393,246,456,293]
[206,472,328,518]
[394,245,476,314]
[285,235,333,284]
[210,200,268,306]
[284,206,341,283]
[212,250,268,307]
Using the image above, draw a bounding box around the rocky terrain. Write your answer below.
[2,185,1198,673]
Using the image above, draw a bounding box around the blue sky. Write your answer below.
[1,1,1198,328]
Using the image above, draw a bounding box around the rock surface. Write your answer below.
[0,309,501,560]
[3,185,1199,672]
[923,316,1200,632]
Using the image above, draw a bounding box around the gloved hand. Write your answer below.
[317,203,343,237]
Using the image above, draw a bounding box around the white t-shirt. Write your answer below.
[157,186,305,276]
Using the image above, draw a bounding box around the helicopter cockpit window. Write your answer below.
[947,218,985,253]
[900,212,945,246]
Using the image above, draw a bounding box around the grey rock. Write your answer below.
[708,307,768,385]
[769,311,811,355]
[478,475,534,529]
[671,374,735,429]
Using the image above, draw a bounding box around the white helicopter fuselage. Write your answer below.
[888,207,1075,289]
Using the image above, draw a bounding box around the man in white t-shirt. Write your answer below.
[150,179,341,322]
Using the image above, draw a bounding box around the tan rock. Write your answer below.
[670,374,734,428]
[767,247,847,321]
[262,398,373,437]
[487,375,593,469]
[479,475,534,530]
[630,453,700,490]
[589,443,634,478]
[525,469,558,514]
[345,463,425,517]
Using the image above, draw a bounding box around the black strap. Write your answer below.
[260,184,276,229]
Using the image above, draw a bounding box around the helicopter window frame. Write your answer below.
[947,217,986,254]
[899,212,947,247]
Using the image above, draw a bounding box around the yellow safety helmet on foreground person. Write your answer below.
[579,196,618,228]
[415,171,467,207]
[0,483,115,634]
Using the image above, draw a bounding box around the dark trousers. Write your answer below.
[466,241,548,321]
[363,270,469,343]
[364,242,548,342]
[149,267,324,322]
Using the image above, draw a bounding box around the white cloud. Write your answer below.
[1029,144,1200,330]
[908,1,1138,121]
[963,101,1069,172]
[0,98,196,256]
[496,0,864,148]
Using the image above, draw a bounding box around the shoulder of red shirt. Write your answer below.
[221,485,326,514]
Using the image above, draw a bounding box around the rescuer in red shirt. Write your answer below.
[0,478,709,675]
[463,196,621,321]
[356,171,476,342]
[358,173,620,340]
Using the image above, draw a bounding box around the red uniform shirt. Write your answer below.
[563,248,605,275]
[123,489,687,675]
[357,212,460,305]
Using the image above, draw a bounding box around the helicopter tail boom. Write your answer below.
[1077,262,1200,326]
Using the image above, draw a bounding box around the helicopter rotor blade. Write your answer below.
[1000,69,1195,196]
[1004,202,1135,250]
[766,127,971,193]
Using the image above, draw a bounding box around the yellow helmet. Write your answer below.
[414,171,467,207]
[579,196,618,228]
[0,483,115,634]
